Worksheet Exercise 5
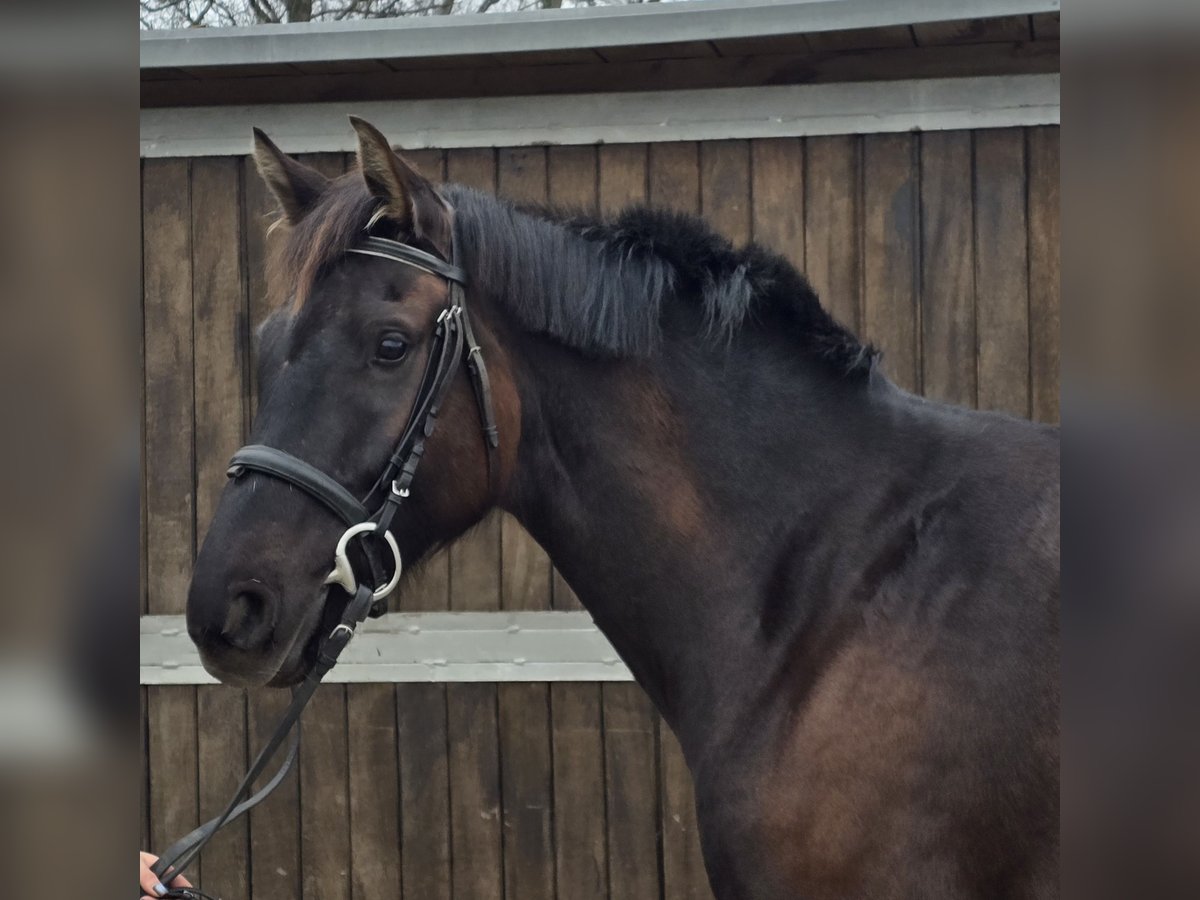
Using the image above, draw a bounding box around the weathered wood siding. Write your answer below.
[141,127,1059,899]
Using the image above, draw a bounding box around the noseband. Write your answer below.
[147,232,499,899]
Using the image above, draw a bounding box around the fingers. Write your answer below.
[140,851,170,897]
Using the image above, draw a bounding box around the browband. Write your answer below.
[347,236,467,283]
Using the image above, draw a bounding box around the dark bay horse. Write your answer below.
[187,119,1059,899]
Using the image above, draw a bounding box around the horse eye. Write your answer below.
[375,333,409,363]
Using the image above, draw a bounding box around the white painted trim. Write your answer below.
[140,0,1059,70]
[140,75,1059,158]
[141,612,633,685]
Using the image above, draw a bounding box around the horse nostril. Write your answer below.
[221,584,276,652]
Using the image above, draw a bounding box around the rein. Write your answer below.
[146,232,498,899]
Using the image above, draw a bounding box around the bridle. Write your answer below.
[146,229,498,899]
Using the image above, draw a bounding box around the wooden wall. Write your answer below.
[141,127,1059,899]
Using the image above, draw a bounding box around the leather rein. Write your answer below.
[147,231,498,899]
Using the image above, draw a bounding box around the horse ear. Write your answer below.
[350,116,452,259]
[252,128,330,223]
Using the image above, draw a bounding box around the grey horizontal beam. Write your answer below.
[140,0,1060,70]
[141,612,633,684]
[141,74,1059,158]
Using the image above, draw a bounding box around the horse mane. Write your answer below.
[277,173,877,378]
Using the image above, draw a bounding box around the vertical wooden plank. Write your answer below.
[862,133,920,393]
[142,157,194,614]
[974,129,1031,417]
[446,683,503,900]
[197,687,249,899]
[920,131,977,407]
[402,147,447,184]
[700,140,751,245]
[1027,126,1060,423]
[398,683,453,900]
[248,686,302,900]
[301,685,351,900]
[599,144,648,213]
[495,145,556,900]
[348,684,401,900]
[191,156,248,539]
[604,684,661,900]
[751,138,805,268]
[549,684,607,900]
[660,727,713,900]
[648,142,700,215]
[598,142,662,900]
[804,136,862,333]
[143,156,200,884]
[498,683,556,900]
[648,139,712,900]
[443,145,505,900]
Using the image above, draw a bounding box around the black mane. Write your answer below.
[444,185,875,376]
[284,175,875,377]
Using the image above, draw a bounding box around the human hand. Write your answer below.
[139,851,191,899]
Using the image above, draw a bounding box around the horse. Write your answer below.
[186,118,1059,899]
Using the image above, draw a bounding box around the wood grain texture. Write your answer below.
[191,156,247,546]
[499,683,556,900]
[700,139,751,245]
[804,135,862,332]
[148,686,201,887]
[248,686,302,900]
[347,684,402,900]
[301,685,352,900]
[603,683,662,900]
[661,725,714,900]
[550,683,608,900]
[974,129,1031,417]
[599,144,648,213]
[446,682,503,900]
[398,684,453,900]
[143,156,201,885]
[920,131,977,407]
[648,142,700,215]
[862,132,920,392]
[1027,126,1060,423]
[751,138,805,269]
[197,686,249,900]
[142,157,194,614]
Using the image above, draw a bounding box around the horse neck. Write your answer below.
[500,324,921,762]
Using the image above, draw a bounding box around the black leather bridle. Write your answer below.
[147,231,498,899]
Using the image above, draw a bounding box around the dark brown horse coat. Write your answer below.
[187,121,1059,899]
